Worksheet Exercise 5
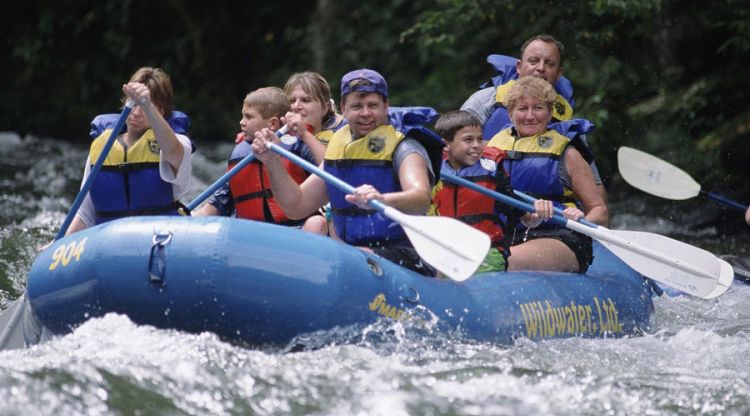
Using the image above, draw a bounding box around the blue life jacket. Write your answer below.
[86,110,194,223]
[90,110,196,152]
[481,54,576,139]
[315,113,348,145]
[387,106,443,179]
[487,120,595,229]
[88,129,178,224]
[548,119,596,164]
[324,107,442,246]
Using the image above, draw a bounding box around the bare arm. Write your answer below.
[123,83,184,173]
[285,112,326,164]
[193,203,220,217]
[388,153,432,213]
[298,129,326,164]
[251,128,329,219]
[65,216,89,236]
[148,107,185,173]
[565,147,608,226]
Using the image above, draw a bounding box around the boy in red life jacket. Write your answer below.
[193,87,324,232]
[430,110,549,272]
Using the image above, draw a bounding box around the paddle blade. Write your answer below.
[0,296,26,350]
[598,229,732,298]
[617,146,701,200]
[384,208,490,282]
[703,259,734,299]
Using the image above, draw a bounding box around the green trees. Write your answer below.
[1,0,747,192]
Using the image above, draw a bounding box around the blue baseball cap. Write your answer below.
[340,68,388,99]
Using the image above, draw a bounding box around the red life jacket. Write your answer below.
[432,147,508,249]
[228,138,309,224]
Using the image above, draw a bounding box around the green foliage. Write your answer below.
[401,0,749,195]
[0,0,747,198]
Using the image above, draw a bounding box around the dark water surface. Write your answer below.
[1,133,749,415]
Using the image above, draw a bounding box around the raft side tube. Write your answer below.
[24,217,654,346]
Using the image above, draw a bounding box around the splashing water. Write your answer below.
[1,133,749,415]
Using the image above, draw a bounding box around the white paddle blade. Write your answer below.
[617,146,701,200]
[384,207,490,282]
[598,229,731,298]
[703,259,735,299]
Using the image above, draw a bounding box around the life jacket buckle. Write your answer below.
[506,150,523,160]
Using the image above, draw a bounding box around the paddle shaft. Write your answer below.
[266,141,490,281]
[440,171,719,281]
[512,189,599,228]
[514,187,669,294]
[700,190,747,212]
[56,101,134,240]
[11,101,133,348]
[618,146,747,212]
[512,188,667,294]
[266,142,384,211]
[186,157,255,211]
[0,296,24,349]
[186,126,289,212]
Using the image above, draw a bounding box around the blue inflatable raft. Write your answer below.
[5,216,654,348]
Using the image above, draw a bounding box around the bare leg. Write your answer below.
[301,214,328,235]
[507,238,580,273]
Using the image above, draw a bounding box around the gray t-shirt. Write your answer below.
[392,138,435,187]
[460,87,496,125]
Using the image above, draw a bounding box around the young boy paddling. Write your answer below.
[430,110,552,272]
[194,87,324,232]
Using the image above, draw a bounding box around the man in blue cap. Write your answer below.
[251,68,437,275]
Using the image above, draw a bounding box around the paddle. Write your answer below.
[512,189,733,298]
[185,126,289,212]
[511,189,601,228]
[721,255,750,283]
[56,100,134,238]
[1,100,135,349]
[440,171,734,299]
[264,142,490,282]
[617,146,748,212]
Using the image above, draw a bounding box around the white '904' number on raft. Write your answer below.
[48,238,88,270]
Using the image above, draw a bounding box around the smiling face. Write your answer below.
[342,92,388,139]
[445,125,484,169]
[516,39,563,86]
[289,84,328,133]
[510,96,552,137]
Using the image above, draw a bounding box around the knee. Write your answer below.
[302,215,328,235]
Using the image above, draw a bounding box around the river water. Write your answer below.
[1,132,749,415]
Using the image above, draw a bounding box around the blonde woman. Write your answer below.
[487,76,607,273]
